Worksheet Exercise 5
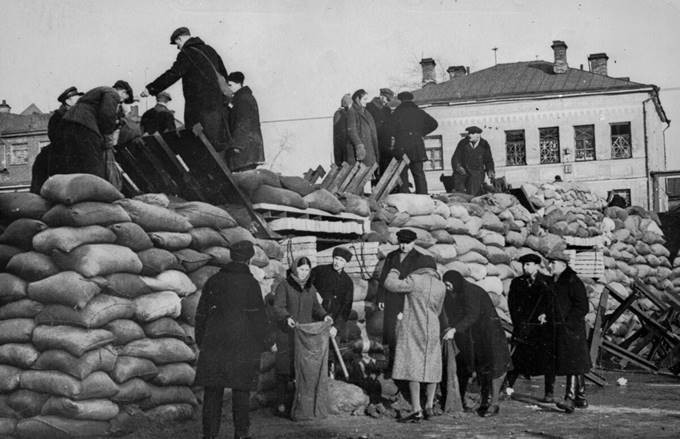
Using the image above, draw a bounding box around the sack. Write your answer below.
[137,248,181,276]
[36,294,135,329]
[40,173,124,205]
[111,378,151,403]
[180,291,201,325]
[189,227,227,250]
[385,194,435,216]
[141,270,196,296]
[143,403,194,421]
[0,299,43,319]
[52,244,143,277]
[251,245,270,268]
[172,201,237,229]
[403,214,448,231]
[487,246,511,265]
[303,189,345,214]
[120,338,195,364]
[451,235,487,256]
[219,226,255,244]
[28,271,101,309]
[152,363,196,386]
[32,226,116,254]
[0,365,22,392]
[431,229,454,244]
[457,251,488,265]
[188,266,220,290]
[33,346,117,380]
[144,317,187,341]
[41,397,119,421]
[97,273,151,299]
[134,291,182,322]
[0,273,27,304]
[32,325,116,357]
[203,246,231,266]
[108,222,154,251]
[0,192,51,221]
[0,218,48,249]
[139,384,198,409]
[8,390,49,417]
[115,199,192,233]
[6,251,59,282]
[280,176,315,197]
[427,244,458,264]
[254,238,283,259]
[474,276,504,296]
[339,192,370,217]
[252,184,308,209]
[105,319,145,346]
[479,230,505,248]
[111,356,159,383]
[231,169,281,195]
[133,193,170,207]
[174,248,212,272]
[0,243,22,270]
[0,343,39,368]
[0,318,35,344]
[149,232,192,250]
[15,415,112,438]
[20,370,119,400]
[42,202,131,227]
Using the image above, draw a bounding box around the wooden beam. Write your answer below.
[602,339,659,372]
[320,164,339,189]
[327,162,353,193]
[152,133,207,202]
[338,163,363,193]
[589,287,610,365]
[373,154,410,202]
[371,157,399,199]
[347,163,378,194]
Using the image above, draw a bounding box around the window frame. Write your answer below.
[8,142,29,166]
[505,129,527,166]
[423,134,444,171]
[574,124,596,162]
[610,121,632,159]
[539,126,561,164]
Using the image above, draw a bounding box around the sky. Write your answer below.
[2,0,680,171]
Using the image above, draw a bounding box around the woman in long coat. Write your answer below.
[440,270,511,417]
[384,267,446,422]
[345,89,379,168]
[272,257,331,416]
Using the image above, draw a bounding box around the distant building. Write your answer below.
[412,41,672,210]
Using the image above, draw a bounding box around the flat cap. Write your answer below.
[379,88,395,99]
[157,91,172,102]
[227,71,245,84]
[546,249,570,262]
[518,253,542,264]
[396,91,414,102]
[170,27,190,44]
[112,80,134,104]
[396,229,417,243]
[57,86,84,104]
[465,126,483,134]
[332,247,353,263]
[230,240,255,262]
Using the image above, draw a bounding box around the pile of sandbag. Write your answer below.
[0,174,288,437]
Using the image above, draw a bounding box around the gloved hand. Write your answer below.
[324,315,334,325]
[487,170,496,180]
[330,326,338,337]
[286,317,296,328]
[456,166,468,176]
[442,328,456,340]
[355,144,367,161]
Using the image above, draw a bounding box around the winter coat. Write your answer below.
[508,272,556,376]
[345,102,379,167]
[311,264,354,323]
[62,86,120,138]
[194,262,269,390]
[366,99,393,168]
[333,107,348,165]
[451,137,495,195]
[140,104,176,134]
[441,271,511,379]
[387,101,438,162]
[384,268,445,383]
[226,86,265,171]
[552,267,592,375]
[48,105,69,144]
[272,272,328,376]
[33,105,68,192]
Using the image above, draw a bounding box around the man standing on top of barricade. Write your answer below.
[225,71,265,171]
[140,91,176,135]
[366,88,395,177]
[451,125,495,196]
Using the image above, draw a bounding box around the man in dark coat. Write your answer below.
[311,246,354,328]
[376,229,436,377]
[451,126,495,196]
[57,81,133,186]
[140,91,176,135]
[346,89,379,168]
[225,71,265,171]
[505,253,557,402]
[31,86,83,193]
[332,94,352,165]
[144,27,231,152]
[194,240,270,439]
[387,91,438,194]
[440,270,511,417]
[366,88,395,177]
[547,250,591,414]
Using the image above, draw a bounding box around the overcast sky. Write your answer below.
[2,0,679,166]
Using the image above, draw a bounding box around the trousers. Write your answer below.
[202,386,250,438]
[399,160,427,194]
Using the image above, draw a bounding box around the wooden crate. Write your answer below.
[566,249,605,278]
[254,202,369,235]
[279,236,318,268]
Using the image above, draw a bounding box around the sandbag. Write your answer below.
[480,212,505,233]
[466,263,487,281]
[0,299,43,319]
[252,185,308,209]
[254,238,283,259]
[430,229,454,244]
[52,244,142,277]
[19,371,119,400]
[134,193,170,207]
[111,356,159,383]
[280,176,315,197]
[36,294,135,329]
[108,222,154,251]
[442,261,471,278]
[134,291,182,322]
[451,235,487,256]
[0,273,27,304]
[42,202,131,227]
[189,227,227,250]
[232,168,281,195]
[479,230,505,248]
[0,243,22,271]
[137,248,180,276]
[174,248,212,272]
[105,319,145,346]
[143,403,194,421]
[120,338,195,364]
[6,251,59,282]
[33,346,117,380]
[506,230,528,247]
[303,189,345,214]
[457,251,488,265]
[139,384,198,409]
[403,214,448,231]
[143,318,186,341]
[97,273,151,299]
[203,246,231,266]
[251,245,270,268]
[41,397,119,421]
[149,232,192,250]
[487,246,511,265]
[388,227,436,248]
[340,192,370,216]
[8,390,49,418]
[0,192,51,220]
[427,244,458,264]
[385,194,434,216]
[32,325,115,358]
[152,363,196,386]
[0,365,22,392]
[40,174,123,205]
[0,343,38,369]
[219,226,256,244]
[474,277,504,295]
[28,271,100,309]
[111,378,151,403]
[141,270,196,296]
[462,216,483,236]
[328,380,369,415]
[180,292,201,325]
[0,218,48,249]
[114,199,192,232]
[188,266,221,290]
[448,204,471,222]
[536,234,566,255]
[389,211,410,227]
[0,319,35,344]
[445,217,468,235]
[173,201,237,229]
[15,415,112,438]
[32,226,116,254]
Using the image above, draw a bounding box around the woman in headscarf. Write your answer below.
[272,257,332,417]
[345,89,379,167]
[440,270,511,417]
[383,266,446,423]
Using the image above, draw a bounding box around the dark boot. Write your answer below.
[477,376,499,417]
[575,375,588,408]
[556,375,576,413]
[541,374,556,403]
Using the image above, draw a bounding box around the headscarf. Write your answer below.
[289,256,312,290]
[443,270,466,294]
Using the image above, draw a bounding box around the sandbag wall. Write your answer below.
[0,174,287,438]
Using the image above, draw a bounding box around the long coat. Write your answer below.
[508,273,556,376]
[32,105,68,193]
[194,262,269,390]
[311,264,354,323]
[552,267,592,375]
[333,107,348,165]
[272,272,328,376]
[366,99,393,173]
[387,101,438,162]
[146,37,230,151]
[140,104,176,134]
[441,273,511,379]
[345,102,379,167]
[384,268,445,383]
[226,86,265,171]
[451,137,495,196]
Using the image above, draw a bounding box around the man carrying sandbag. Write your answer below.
[194,240,270,439]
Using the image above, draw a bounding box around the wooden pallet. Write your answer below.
[253,202,369,235]
[565,249,605,278]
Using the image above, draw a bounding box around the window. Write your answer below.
[574,125,596,161]
[608,189,631,207]
[423,135,443,171]
[539,127,560,164]
[505,130,526,166]
[9,143,29,165]
[611,122,632,159]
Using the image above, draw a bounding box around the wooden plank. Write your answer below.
[585,371,607,387]
[115,144,158,194]
[306,165,326,184]
[320,164,339,189]
[338,163,363,193]
[373,155,410,202]
[135,141,183,195]
[327,162,353,193]
[371,157,399,199]
[347,163,377,194]
[589,287,609,365]
[603,286,639,331]
[602,339,659,371]
[152,133,207,202]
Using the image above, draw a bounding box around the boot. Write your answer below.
[541,374,555,403]
[477,377,499,417]
[556,375,576,414]
[574,375,588,408]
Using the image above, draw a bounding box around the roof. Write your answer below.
[0,112,50,136]
[20,103,43,116]
[413,61,655,106]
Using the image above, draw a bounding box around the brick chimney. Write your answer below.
[420,58,436,85]
[588,53,609,76]
[0,100,11,114]
[550,40,568,74]
[446,65,467,80]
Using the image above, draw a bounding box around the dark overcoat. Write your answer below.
[441,272,511,379]
[387,101,438,162]
[508,272,556,376]
[226,86,265,171]
[140,104,176,134]
[451,137,495,195]
[552,267,592,375]
[345,102,379,167]
[311,264,354,323]
[194,262,269,390]
[366,99,393,172]
[333,107,348,165]
[272,272,328,376]
[32,105,69,193]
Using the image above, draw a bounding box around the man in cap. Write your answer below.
[546,249,591,413]
[366,88,395,176]
[140,91,176,135]
[56,81,133,188]
[505,253,557,402]
[143,27,232,153]
[451,125,495,196]
[31,86,84,193]
[387,91,439,194]
[333,94,352,166]
[311,246,354,332]
[225,71,265,171]
[194,240,271,439]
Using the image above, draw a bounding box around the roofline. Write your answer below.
[0,128,48,137]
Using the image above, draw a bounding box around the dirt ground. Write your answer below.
[131,369,680,439]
